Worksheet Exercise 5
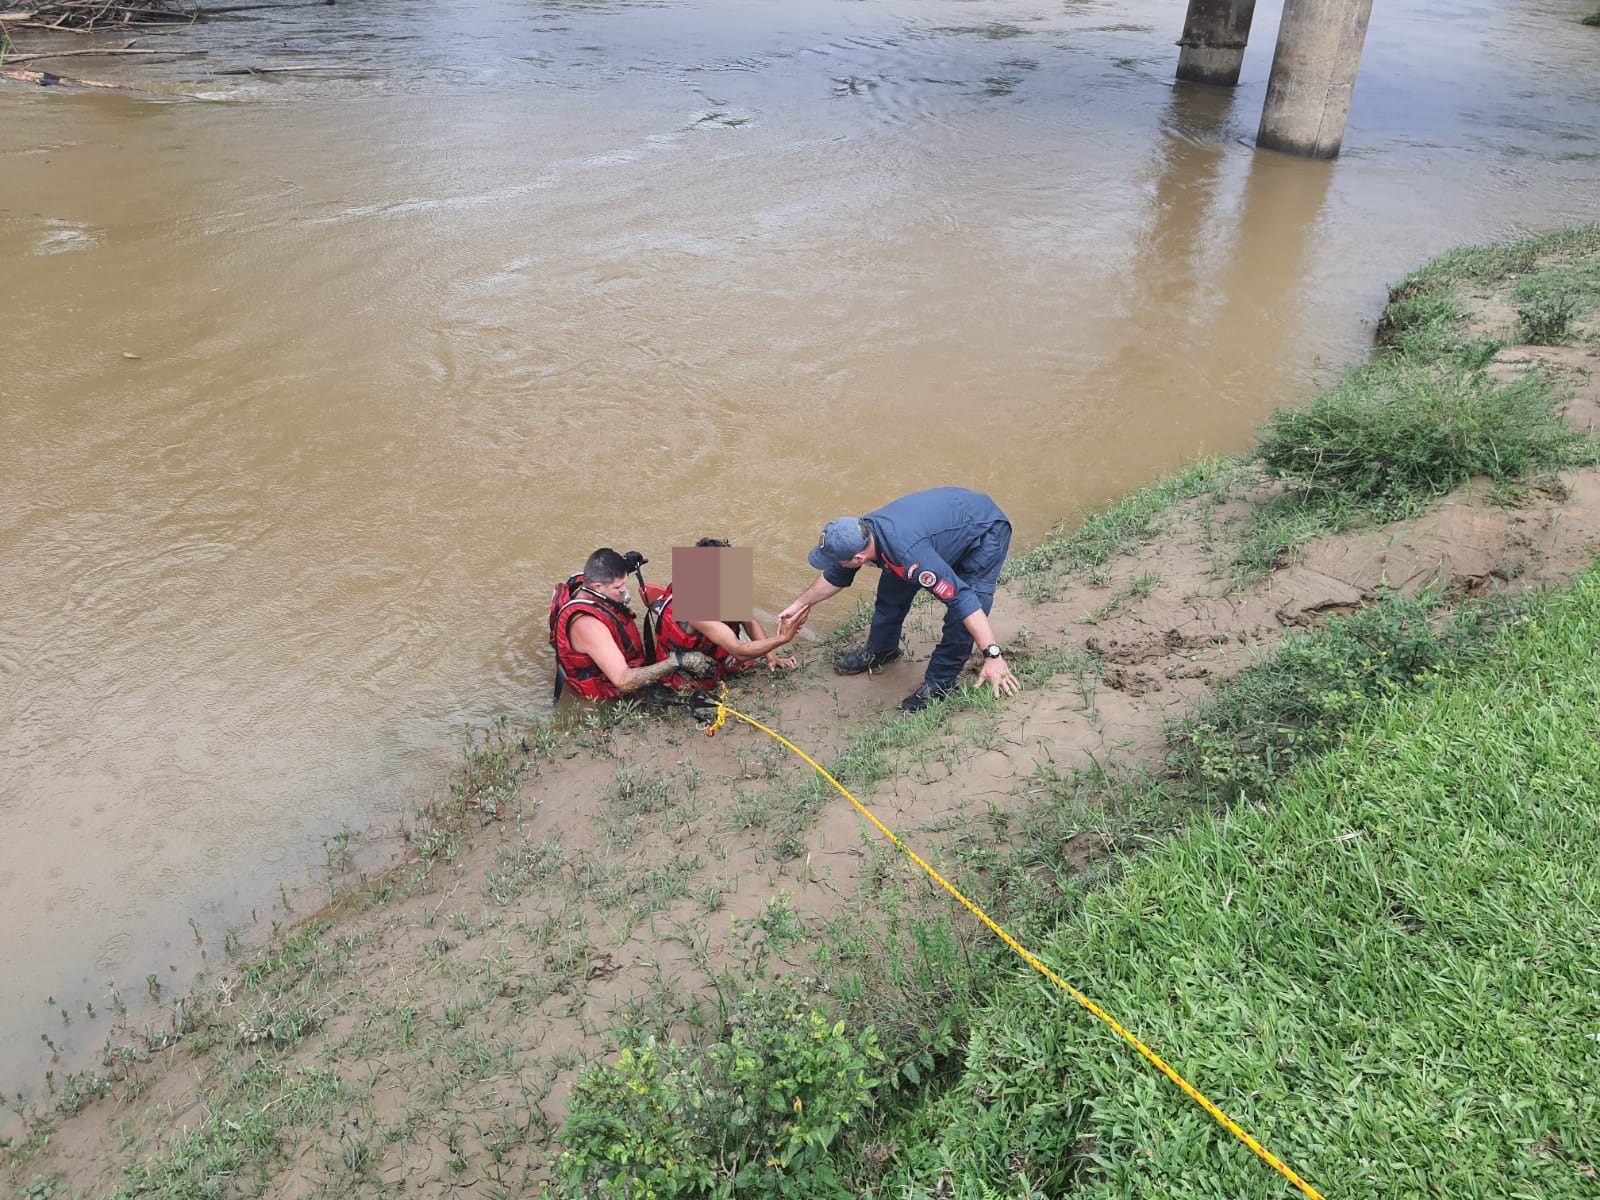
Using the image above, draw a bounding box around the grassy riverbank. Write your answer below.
[555,226,1600,1197]
[868,574,1600,1198]
[5,227,1600,1200]
[557,581,1600,1199]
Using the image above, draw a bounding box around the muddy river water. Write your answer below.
[1,0,1596,1098]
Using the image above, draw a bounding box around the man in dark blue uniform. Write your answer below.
[778,487,1020,712]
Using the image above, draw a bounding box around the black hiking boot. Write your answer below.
[898,681,955,714]
[834,646,902,676]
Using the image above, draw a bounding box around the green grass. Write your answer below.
[1002,459,1250,599]
[878,568,1600,1198]
[1582,10,1599,27]
[1388,225,1600,293]
[1256,362,1592,509]
[1380,224,1600,353]
[1238,357,1597,577]
[112,1062,345,1199]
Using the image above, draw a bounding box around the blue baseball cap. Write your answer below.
[808,517,869,570]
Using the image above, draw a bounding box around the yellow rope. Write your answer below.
[704,686,1324,1200]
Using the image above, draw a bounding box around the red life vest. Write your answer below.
[549,573,646,700]
[648,586,744,692]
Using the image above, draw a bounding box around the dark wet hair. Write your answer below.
[695,538,731,548]
[584,547,628,584]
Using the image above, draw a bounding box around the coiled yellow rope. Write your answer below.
[704,686,1324,1200]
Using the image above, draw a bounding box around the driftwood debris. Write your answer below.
[1,64,128,87]
[0,0,330,28]
[0,0,194,32]
[0,61,196,93]
[2,45,167,62]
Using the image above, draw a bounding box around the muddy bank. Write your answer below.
[5,232,1600,1197]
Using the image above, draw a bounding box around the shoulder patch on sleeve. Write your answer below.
[932,579,956,602]
[917,570,937,589]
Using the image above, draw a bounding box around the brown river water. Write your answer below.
[1,0,1597,1101]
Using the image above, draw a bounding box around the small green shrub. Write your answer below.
[1582,11,1600,27]
[1374,289,1476,360]
[1516,289,1580,344]
[558,981,884,1200]
[1256,363,1590,508]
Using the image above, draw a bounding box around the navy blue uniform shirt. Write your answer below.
[821,487,1009,620]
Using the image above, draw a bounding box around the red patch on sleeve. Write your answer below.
[933,580,956,602]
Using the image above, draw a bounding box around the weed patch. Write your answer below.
[1257,363,1590,508]
[1240,359,1597,575]
[1003,459,1248,595]
[1380,224,1600,352]
[558,978,884,1199]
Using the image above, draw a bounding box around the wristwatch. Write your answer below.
[982,643,1004,659]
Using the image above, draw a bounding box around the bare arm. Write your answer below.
[779,576,843,623]
[570,615,707,693]
[689,611,806,661]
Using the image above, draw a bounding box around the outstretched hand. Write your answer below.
[777,598,809,625]
[977,655,1021,699]
[776,607,810,643]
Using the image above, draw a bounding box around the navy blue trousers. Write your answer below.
[864,521,1012,690]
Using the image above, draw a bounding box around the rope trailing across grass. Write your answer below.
[703,685,1326,1200]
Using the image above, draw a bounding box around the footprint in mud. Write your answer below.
[1106,667,1161,696]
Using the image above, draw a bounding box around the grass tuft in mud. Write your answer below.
[1255,362,1592,508]
[1003,459,1250,600]
[1380,223,1600,353]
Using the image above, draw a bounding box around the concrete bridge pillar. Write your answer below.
[1256,0,1375,158]
[1176,0,1259,87]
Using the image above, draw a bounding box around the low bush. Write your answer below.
[1170,590,1445,797]
[1168,587,1541,799]
[558,980,884,1200]
[1255,362,1590,510]
[1517,289,1580,343]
